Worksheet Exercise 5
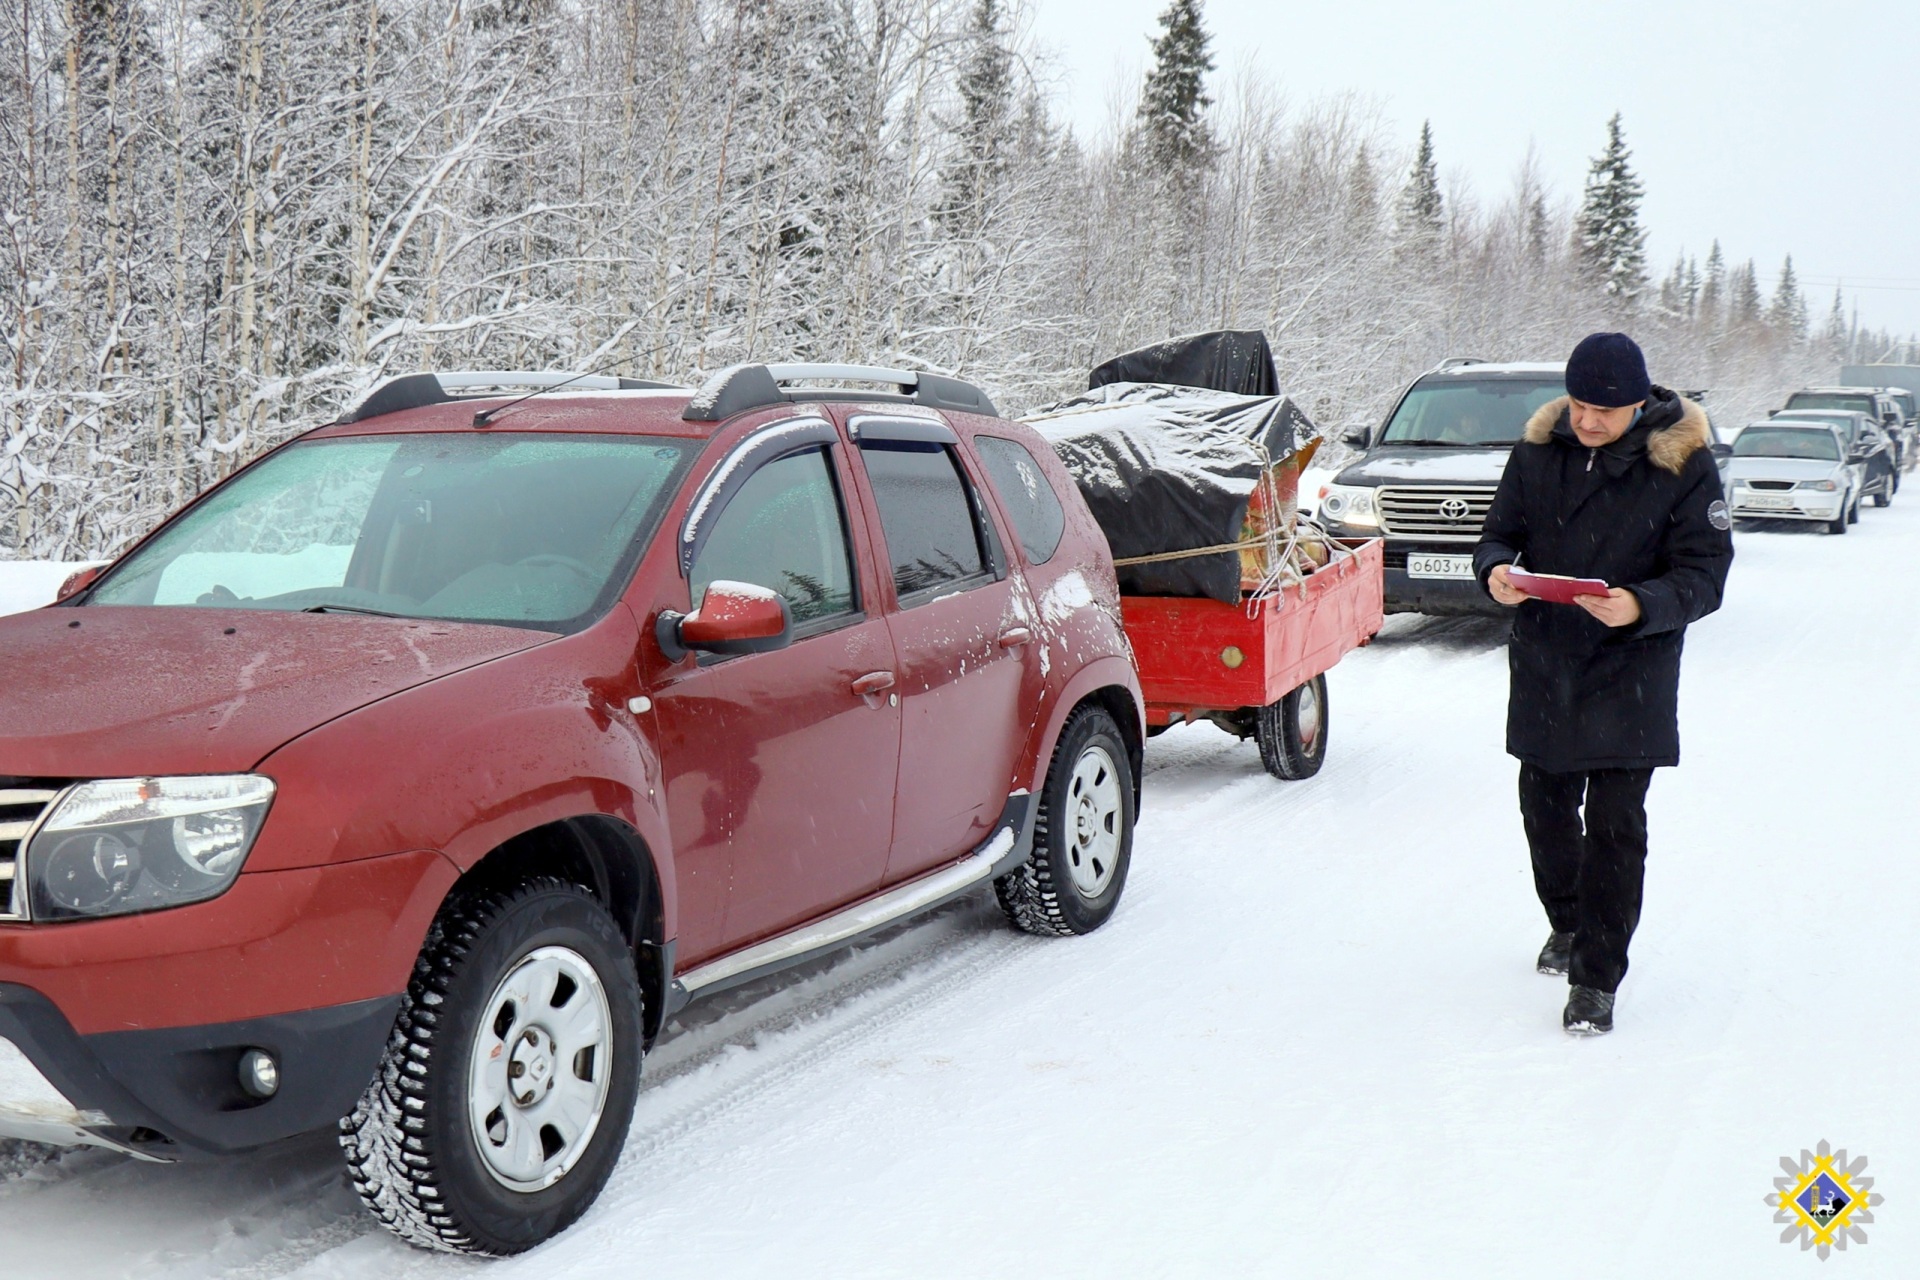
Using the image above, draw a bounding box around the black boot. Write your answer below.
[1563,985,1615,1036]
[1536,930,1573,976]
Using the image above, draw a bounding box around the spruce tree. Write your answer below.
[939,0,1015,231]
[1727,260,1763,330]
[1698,240,1725,328]
[1523,190,1551,263]
[1823,287,1849,362]
[1768,255,1808,340]
[1347,144,1379,225]
[1138,0,1217,170]
[1397,120,1443,240]
[1576,112,1649,303]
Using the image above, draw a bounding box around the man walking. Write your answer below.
[1474,333,1734,1036]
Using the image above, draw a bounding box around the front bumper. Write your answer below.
[0,985,399,1159]
[0,848,454,1156]
[1729,495,1842,521]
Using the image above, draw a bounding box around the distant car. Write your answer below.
[1785,387,1910,468]
[1772,409,1897,506]
[1725,422,1860,533]
[1881,387,1919,467]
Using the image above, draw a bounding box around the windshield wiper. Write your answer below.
[303,604,407,618]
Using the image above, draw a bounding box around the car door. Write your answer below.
[845,415,1033,883]
[648,419,901,956]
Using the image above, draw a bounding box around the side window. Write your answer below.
[858,441,991,600]
[974,436,1065,565]
[690,447,857,629]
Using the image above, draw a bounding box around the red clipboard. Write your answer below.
[1507,569,1611,604]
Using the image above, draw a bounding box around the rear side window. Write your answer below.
[691,447,857,627]
[975,436,1065,565]
[858,441,989,599]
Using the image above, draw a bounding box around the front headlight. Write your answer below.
[1319,484,1380,529]
[23,776,274,921]
[1797,480,1838,491]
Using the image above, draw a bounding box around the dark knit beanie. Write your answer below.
[1565,332,1651,408]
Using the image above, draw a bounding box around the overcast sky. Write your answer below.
[1027,0,1920,337]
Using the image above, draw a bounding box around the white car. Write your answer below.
[1725,422,1860,534]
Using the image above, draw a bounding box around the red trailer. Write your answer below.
[1121,539,1385,779]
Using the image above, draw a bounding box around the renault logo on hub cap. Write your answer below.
[1439,498,1471,521]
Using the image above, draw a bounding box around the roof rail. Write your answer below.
[1435,357,1487,370]
[346,370,680,422]
[682,362,998,423]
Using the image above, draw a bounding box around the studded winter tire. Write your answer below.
[340,879,643,1255]
[995,706,1135,937]
[1255,673,1328,780]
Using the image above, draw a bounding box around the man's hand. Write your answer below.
[1576,587,1642,628]
[1488,563,1529,607]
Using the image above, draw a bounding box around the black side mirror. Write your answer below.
[1341,427,1371,449]
[1710,442,1733,461]
[1767,409,1780,418]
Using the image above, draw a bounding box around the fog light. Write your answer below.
[239,1049,279,1099]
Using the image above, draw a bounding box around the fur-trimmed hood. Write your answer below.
[1522,389,1711,477]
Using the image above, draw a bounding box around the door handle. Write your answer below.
[997,627,1033,648]
[851,671,897,697]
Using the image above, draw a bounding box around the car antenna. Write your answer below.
[471,364,627,428]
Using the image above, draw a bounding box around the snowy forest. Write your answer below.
[3,0,1915,558]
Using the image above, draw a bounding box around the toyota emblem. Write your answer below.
[1438,497,1471,521]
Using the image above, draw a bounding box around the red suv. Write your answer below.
[0,365,1142,1253]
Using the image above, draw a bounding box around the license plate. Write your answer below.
[1406,553,1476,580]
[1741,494,1795,510]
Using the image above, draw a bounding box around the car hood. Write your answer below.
[0,607,555,778]
[1334,445,1513,486]
[1725,458,1844,483]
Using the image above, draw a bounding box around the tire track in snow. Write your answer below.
[614,907,1033,1170]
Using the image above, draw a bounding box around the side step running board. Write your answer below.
[667,796,1032,1013]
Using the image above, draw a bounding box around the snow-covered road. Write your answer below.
[2,505,1914,1277]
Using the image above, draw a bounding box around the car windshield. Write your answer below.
[87,433,699,629]
[1379,379,1565,446]
[1733,428,1839,461]
[1775,412,1859,440]
[1785,393,1875,415]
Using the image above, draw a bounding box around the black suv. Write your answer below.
[1319,361,1568,616]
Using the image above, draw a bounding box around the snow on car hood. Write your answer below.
[1725,457,1845,484]
[0,606,554,777]
[1334,445,1513,486]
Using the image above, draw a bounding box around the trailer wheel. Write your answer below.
[1256,673,1328,780]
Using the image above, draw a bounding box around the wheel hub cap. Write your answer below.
[468,945,614,1192]
[1064,744,1124,899]
[1298,682,1322,750]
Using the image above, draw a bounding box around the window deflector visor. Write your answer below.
[677,418,840,576]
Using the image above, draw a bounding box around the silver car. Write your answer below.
[1725,423,1860,534]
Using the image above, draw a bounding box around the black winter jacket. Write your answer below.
[1473,386,1734,772]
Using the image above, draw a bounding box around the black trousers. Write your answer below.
[1518,763,1655,994]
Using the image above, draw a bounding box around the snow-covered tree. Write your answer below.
[1768,256,1808,341]
[1576,112,1648,304]
[1397,120,1443,242]
[1137,0,1216,170]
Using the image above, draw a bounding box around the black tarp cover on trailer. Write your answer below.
[1088,330,1281,399]
[1025,381,1319,603]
